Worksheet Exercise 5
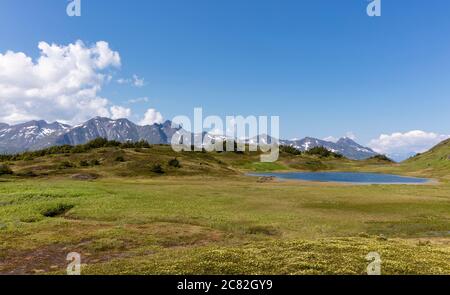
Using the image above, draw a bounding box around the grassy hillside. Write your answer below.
[0,142,399,180]
[402,139,450,180]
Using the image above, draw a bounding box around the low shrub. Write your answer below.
[168,158,181,168]
[79,160,90,167]
[0,164,13,175]
[151,164,164,174]
[41,203,74,217]
[59,161,75,169]
[369,155,394,162]
[306,146,343,158]
[280,145,302,155]
[115,156,125,162]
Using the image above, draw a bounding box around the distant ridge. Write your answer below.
[0,117,377,160]
[0,117,180,155]
[279,137,378,160]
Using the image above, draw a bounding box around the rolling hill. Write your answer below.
[402,138,450,179]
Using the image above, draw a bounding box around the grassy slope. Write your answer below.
[0,145,449,274]
[1,145,401,177]
[401,139,450,181]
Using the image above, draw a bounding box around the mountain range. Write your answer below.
[0,117,378,160]
[0,117,180,155]
[279,137,378,160]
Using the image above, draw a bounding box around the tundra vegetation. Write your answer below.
[0,139,449,274]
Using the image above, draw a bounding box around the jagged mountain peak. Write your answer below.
[337,137,355,144]
[280,136,377,160]
[0,117,377,160]
[0,119,71,154]
[0,117,180,154]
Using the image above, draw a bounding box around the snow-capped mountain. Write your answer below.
[0,120,70,154]
[57,117,177,146]
[280,137,377,160]
[0,117,181,154]
[0,117,377,160]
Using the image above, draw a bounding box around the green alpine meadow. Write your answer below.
[1,140,449,274]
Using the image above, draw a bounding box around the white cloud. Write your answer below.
[117,74,145,87]
[139,108,164,126]
[110,106,131,119]
[0,40,121,124]
[127,96,149,104]
[117,78,128,85]
[368,130,450,160]
[132,74,145,87]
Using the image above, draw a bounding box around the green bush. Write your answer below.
[306,146,343,158]
[280,145,302,155]
[79,160,89,167]
[168,158,181,168]
[151,164,164,174]
[0,164,13,175]
[306,146,332,157]
[220,140,244,154]
[122,140,150,149]
[334,153,344,159]
[90,159,100,166]
[115,156,125,162]
[369,155,394,162]
[59,161,75,169]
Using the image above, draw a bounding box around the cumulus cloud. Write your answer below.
[139,108,164,126]
[110,106,131,119]
[0,40,121,124]
[368,130,450,160]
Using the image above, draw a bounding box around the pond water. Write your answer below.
[248,172,430,184]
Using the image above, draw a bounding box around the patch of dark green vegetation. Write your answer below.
[15,171,38,178]
[246,225,281,236]
[168,158,181,168]
[280,145,302,155]
[305,146,344,158]
[0,164,13,175]
[151,164,165,174]
[41,203,74,218]
[369,155,394,162]
[79,160,90,167]
[59,161,75,169]
[115,156,126,162]
[215,140,246,154]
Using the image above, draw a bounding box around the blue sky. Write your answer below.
[1,0,450,158]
